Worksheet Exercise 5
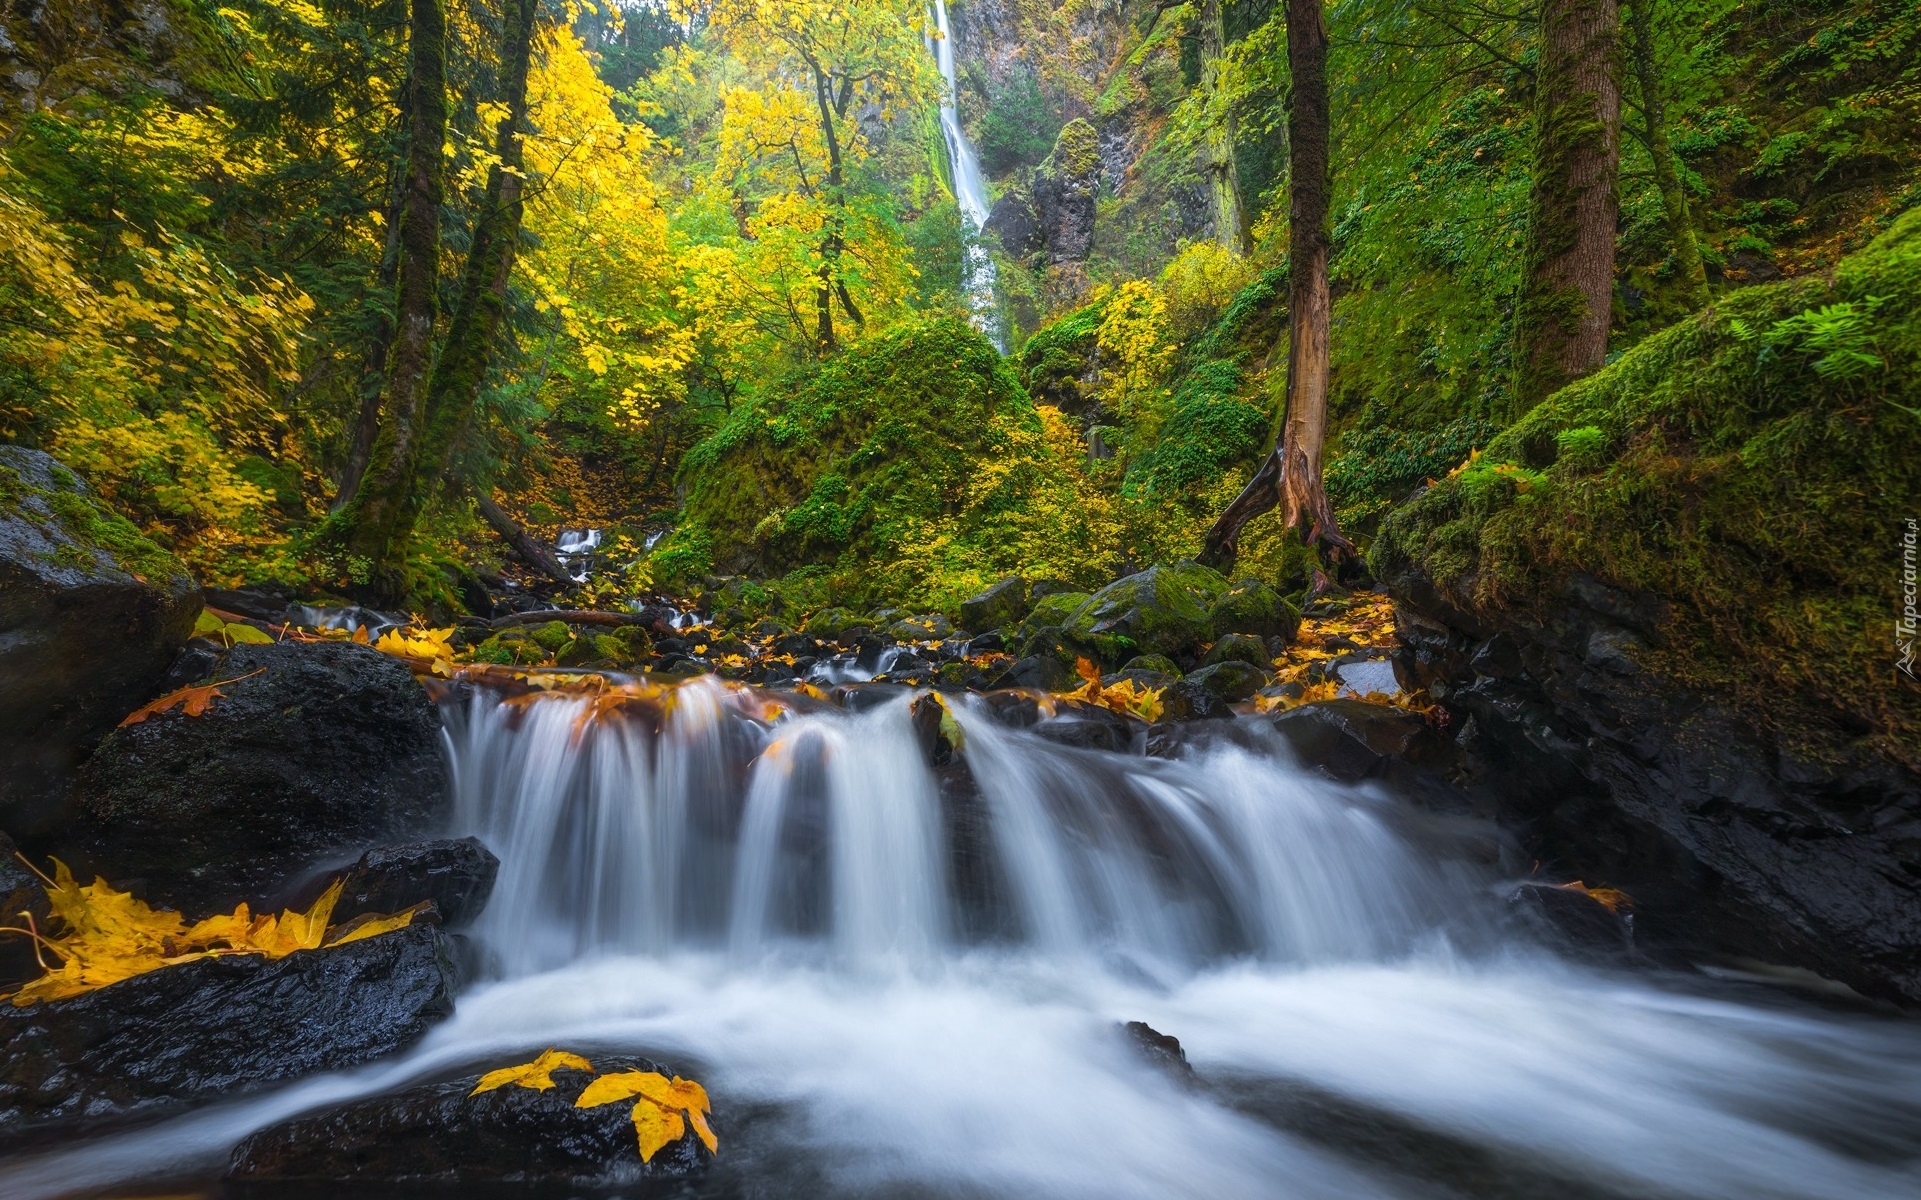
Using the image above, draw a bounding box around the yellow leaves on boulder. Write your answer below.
[0,859,424,1007]
[576,1070,719,1162]
[471,1048,595,1095]
[118,668,266,725]
[1059,657,1165,723]
[465,1051,720,1164]
[374,624,459,675]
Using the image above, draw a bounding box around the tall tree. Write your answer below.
[698,0,939,355]
[1511,0,1622,413]
[1199,0,1250,254]
[1626,0,1708,309]
[322,0,447,558]
[1200,0,1349,570]
[322,0,542,601]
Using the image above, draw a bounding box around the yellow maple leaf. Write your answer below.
[471,1048,596,1096]
[576,1069,718,1160]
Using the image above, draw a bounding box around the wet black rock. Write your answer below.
[333,838,500,929]
[0,924,457,1147]
[960,575,1031,633]
[0,829,50,989]
[226,1053,713,1189]
[1502,881,1635,961]
[76,640,450,914]
[1161,679,1235,722]
[1034,702,1138,754]
[0,447,201,836]
[1385,566,1921,1005]
[1120,1021,1195,1082]
[1268,700,1437,784]
[983,191,1043,258]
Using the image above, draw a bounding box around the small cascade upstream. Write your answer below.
[11,679,1921,1200]
[929,0,1006,352]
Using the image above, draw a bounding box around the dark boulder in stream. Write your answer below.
[226,1053,715,1189]
[0,447,200,837]
[74,640,450,914]
[0,923,457,1148]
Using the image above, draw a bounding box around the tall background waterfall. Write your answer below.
[10,681,1921,1200]
[930,0,1006,353]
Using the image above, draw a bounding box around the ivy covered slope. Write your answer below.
[1373,207,1921,768]
[679,314,1126,612]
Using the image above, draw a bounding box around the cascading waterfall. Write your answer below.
[11,680,1921,1200]
[929,0,1007,353]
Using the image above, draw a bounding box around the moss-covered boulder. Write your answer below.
[1208,579,1301,643]
[1064,564,1232,665]
[681,315,1030,578]
[959,575,1031,633]
[1372,208,1921,1004]
[0,448,200,835]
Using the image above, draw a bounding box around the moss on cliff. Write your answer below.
[1373,207,1921,766]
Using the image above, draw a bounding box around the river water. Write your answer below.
[8,680,1921,1198]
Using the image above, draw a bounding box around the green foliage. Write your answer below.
[976,67,1062,176]
[1373,207,1921,767]
[1730,296,1888,381]
[1325,415,1502,530]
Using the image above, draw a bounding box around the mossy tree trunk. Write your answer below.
[335,124,411,511]
[804,50,866,356]
[322,0,446,560]
[328,0,541,604]
[1200,0,1249,255]
[1512,0,1621,414]
[1627,0,1708,310]
[1200,0,1349,570]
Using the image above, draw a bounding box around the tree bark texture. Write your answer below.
[1512,0,1621,414]
[335,138,412,511]
[1200,0,1347,571]
[324,0,447,560]
[1628,0,1707,309]
[357,0,541,602]
[1200,0,1249,255]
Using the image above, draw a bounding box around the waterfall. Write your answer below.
[16,677,1921,1200]
[929,0,1007,353]
[445,683,1458,974]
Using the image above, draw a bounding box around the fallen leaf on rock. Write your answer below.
[0,857,425,1006]
[470,1048,595,1096]
[1558,880,1633,912]
[119,669,266,725]
[1056,657,1165,722]
[576,1069,718,1160]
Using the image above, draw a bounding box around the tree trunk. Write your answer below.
[1199,0,1249,255]
[1200,0,1347,570]
[342,0,542,603]
[1512,0,1621,414]
[322,0,447,558]
[335,133,411,511]
[1628,0,1708,309]
[474,491,575,587]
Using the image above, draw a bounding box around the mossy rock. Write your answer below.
[1204,633,1271,668]
[1063,564,1231,665]
[958,576,1030,633]
[681,314,1030,576]
[1018,590,1092,636]
[1208,580,1301,643]
[528,621,574,653]
[1372,205,1921,766]
[802,607,865,639]
[1122,654,1183,676]
[1185,661,1271,703]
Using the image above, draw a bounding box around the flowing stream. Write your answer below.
[929,0,1006,353]
[9,681,1921,1198]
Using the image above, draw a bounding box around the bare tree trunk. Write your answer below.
[1200,0,1348,571]
[1200,0,1249,255]
[1512,0,1621,414]
[321,0,446,559]
[1628,0,1707,309]
[474,491,575,587]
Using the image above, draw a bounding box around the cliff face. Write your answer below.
[948,0,1216,318]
